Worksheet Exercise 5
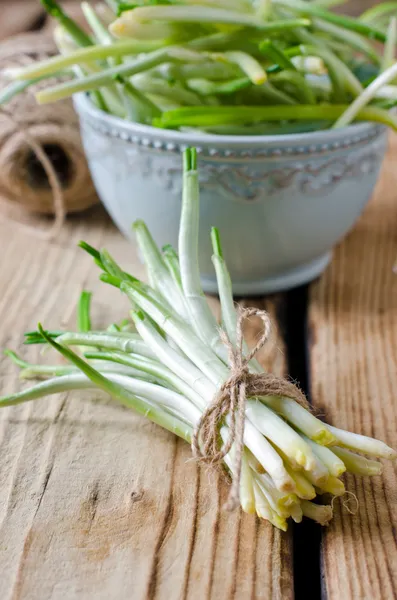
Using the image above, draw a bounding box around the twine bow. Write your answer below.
[192,307,308,511]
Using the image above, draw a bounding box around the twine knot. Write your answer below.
[192,306,308,511]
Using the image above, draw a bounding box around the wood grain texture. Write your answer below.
[0,209,293,600]
[308,134,397,600]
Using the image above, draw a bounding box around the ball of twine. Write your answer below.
[0,32,98,238]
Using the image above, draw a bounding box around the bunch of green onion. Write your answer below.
[1,147,395,530]
[1,0,397,134]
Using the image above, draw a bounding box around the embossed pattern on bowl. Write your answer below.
[74,94,388,295]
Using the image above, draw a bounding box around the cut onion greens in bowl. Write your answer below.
[1,147,395,530]
[1,0,397,135]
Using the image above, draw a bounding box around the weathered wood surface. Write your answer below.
[309,134,397,599]
[0,210,293,600]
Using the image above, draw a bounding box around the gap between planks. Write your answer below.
[308,134,397,600]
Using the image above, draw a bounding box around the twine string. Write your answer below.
[192,306,309,511]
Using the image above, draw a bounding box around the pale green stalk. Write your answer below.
[241,418,297,493]
[80,1,149,118]
[20,362,143,380]
[257,0,272,20]
[315,475,345,497]
[261,395,337,445]
[253,481,288,530]
[293,44,363,99]
[292,56,326,75]
[255,472,298,516]
[162,245,182,291]
[223,51,267,84]
[132,74,203,105]
[256,81,296,104]
[210,227,261,374]
[303,453,329,487]
[133,220,189,319]
[0,76,63,106]
[130,309,216,400]
[312,18,381,65]
[301,500,333,525]
[11,40,164,81]
[210,228,237,348]
[302,435,346,476]
[273,0,386,42]
[289,503,303,523]
[0,373,97,407]
[85,350,205,409]
[103,373,201,424]
[8,371,192,442]
[123,284,227,385]
[178,148,229,362]
[283,464,316,500]
[111,6,310,32]
[253,480,274,521]
[35,48,171,104]
[270,69,316,104]
[220,428,256,514]
[57,331,156,359]
[334,61,397,128]
[110,16,177,41]
[42,326,194,440]
[382,18,397,72]
[306,75,397,102]
[29,369,200,424]
[245,400,316,470]
[172,0,253,10]
[53,24,124,115]
[239,451,256,514]
[81,2,113,45]
[186,77,251,96]
[176,61,242,81]
[328,425,397,459]
[332,446,383,476]
[360,3,397,24]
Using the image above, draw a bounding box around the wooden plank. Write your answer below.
[0,209,293,599]
[308,134,397,599]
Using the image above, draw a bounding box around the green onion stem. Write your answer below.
[77,290,92,333]
[360,2,397,25]
[334,61,397,128]
[381,17,397,73]
[273,0,387,42]
[328,425,397,459]
[223,51,267,85]
[178,148,228,362]
[154,104,397,130]
[57,331,156,359]
[41,0,92,47]
[162,245,183,291]
[35,48,171,104]
[259,39,297,71]
[270,69,316,104]
[111,6,311,33]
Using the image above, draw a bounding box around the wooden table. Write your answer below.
[0,2,396,598]
[0,135,396,600]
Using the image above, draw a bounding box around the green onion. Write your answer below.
[154,104,397,130]
[1,147,395,530]
[0,0,393,134]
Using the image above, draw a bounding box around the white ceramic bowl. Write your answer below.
[74,93,388,295]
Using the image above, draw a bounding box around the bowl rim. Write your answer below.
[73,92,384,150]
